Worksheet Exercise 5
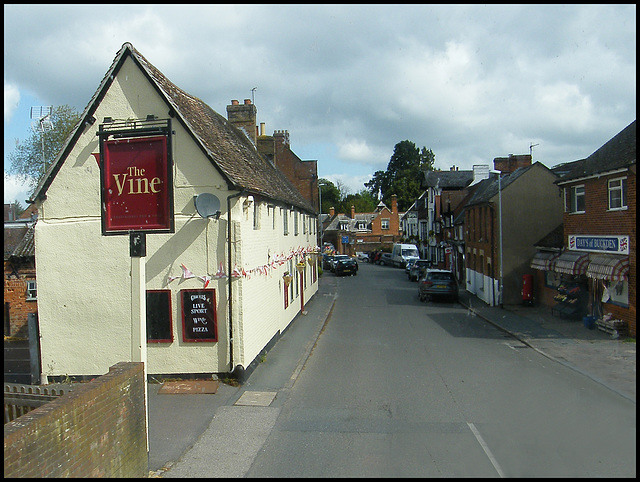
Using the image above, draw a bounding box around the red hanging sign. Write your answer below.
[101,135,173,234]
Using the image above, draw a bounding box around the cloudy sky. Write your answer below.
[4,4,636,204]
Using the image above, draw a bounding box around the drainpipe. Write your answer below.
[227,190,246,379]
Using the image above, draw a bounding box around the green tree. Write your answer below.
[365,140,436,211]
[8,105,81,196]
[318,178,341,214]
[340,189,377,214]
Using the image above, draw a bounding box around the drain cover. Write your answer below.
[157,380,219,394]
[234,391,277,406]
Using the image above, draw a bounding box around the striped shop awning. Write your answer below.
[554,251,590,276]
[586,254,630,281]
[530,251,559,271]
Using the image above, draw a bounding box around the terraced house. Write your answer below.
[29,43,319,381]
[552,120,636,337]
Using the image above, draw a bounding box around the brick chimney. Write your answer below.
[391,194,397,214]
[493,154,531,174]
[226,99,257,145]
[351,205,355,219]
[330,207,335,217]
[273,130,290,148]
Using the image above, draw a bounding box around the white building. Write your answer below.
[30,43,318,381]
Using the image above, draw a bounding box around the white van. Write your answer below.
[391,243,420,268]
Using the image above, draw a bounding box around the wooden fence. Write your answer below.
[4,382,74,424]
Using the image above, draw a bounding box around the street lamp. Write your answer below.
[490,170,503,308]
[318,181,327,248]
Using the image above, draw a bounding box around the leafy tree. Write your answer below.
[365,140,436,211]
[339,189,377,215]
[8,105,81,196]
[10,199,26,218]
[318,178,341,214]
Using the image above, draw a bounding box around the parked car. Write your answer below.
[330,254,350,272]
[418,269,459,302]
[356,251,369,262]
[322,254,334,270]
[335,257,358,276]
[409,260,431,281]
[378,252,393,266]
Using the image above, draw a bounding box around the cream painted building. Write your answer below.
[30,43,319,380]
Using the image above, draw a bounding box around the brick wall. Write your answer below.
[4,260,37,338]
[562,171,636,337]
[4,362,147,478]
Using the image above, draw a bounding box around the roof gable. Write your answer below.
[554,120,636,183]
[31,43,314,213]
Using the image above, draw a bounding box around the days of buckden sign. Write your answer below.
[568,234,629,255]
[100,135,174,235]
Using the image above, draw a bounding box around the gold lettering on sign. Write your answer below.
[112,165,162,195]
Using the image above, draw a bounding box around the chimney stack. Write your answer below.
[351,205,355,219]
[493,153,532,174]
[330,207,335,217]
[227,98,257,145]
[391,194,398,214]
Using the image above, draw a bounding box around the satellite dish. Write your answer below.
[194,193,221,219]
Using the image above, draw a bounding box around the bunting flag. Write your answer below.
[181,263,195,279]
[166,245,319,286]
[213,262,227,279]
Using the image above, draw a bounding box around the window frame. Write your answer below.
[608,177,627,211]
[567,185,585,213]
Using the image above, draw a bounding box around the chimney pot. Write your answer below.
[231,99,239,105]
[260,122,265,136]
[244,99,251,104]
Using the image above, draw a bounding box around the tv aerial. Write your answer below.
[30,106,54,133]
[30,106,54,172]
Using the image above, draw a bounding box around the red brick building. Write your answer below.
[322,195,402,255]
[4,204,38,338]
[227,99,319,214]
[551,120,636,337]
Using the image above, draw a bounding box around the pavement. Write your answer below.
[147,276,635,477]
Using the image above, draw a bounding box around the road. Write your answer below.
[243,262,636,477]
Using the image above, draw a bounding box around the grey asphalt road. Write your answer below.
[244,263,635,477]
[162,262,636,477]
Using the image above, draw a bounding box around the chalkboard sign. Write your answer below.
[146,290,173,343]
[181,289,218,342]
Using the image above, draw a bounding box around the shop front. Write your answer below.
[550,250,590,319]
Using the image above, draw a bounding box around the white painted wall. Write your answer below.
[36,55,318,378]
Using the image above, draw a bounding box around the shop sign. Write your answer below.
[568,235,629,255]
[181,289,218,342]
[101,135,173,234]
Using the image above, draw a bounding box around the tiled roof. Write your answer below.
[533,223,564,249]
[31,43,314,214]
[4,224,35,259]
[422,170,474,189]
[554,120,636,183]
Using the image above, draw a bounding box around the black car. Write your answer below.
[418,269,458,302]
[322,254,334,270]
[335,257,358,276]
